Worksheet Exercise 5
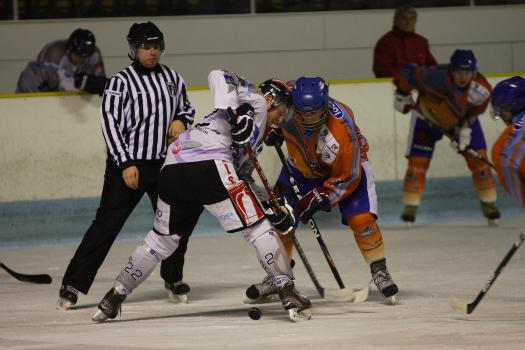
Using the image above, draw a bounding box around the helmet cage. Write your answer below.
[294,105,328,131]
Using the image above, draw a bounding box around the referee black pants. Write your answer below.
[61,157,188,294]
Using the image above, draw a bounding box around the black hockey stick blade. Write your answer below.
[450,232,525,314]
[0,262,52,284]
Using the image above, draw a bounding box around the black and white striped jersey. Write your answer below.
[100,62,195,168]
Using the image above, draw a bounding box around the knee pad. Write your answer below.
[143,230,181,260]
[347,213,385,264]
[465,151,497,202]
[403,156,431,206]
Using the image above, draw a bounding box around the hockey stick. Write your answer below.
[410,107,495,170]
[244,144,359,301]
[0,260,52,284]
[274,145,369,303]
[450,232,525,314]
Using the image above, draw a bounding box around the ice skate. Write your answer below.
[400,205,417,226]
[480,201,500,227]
[371,258,398,305]
[244,274,279,304]
[165,281,190,304]
[92,288,127,323]
[275,276,312,322]
[57,285,78,310]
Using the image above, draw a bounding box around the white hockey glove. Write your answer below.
[230,103,255,147]
[264,198,296,235]
[451,124,472,152]
[394,89,415,114]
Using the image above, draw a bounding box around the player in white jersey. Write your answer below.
[91,70,312,322]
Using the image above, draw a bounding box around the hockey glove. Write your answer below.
[451,124,472,152]
[264,197,296,235]
[230,103,255,147]
[83,75,108,96]
[394,89,414,114]
[263,123,284,147]
[296,187,331,224]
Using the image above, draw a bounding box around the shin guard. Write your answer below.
[244,220,293,279]
[465,150,497,203]
[115,243,162,294]
[402,156,431,206]
[347,213,384,264]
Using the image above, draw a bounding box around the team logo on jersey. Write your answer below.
[166,82,176,97]
[171,140,202,155]
[105,90,121,97]
[328,100,343,119]
[468,81,490,106]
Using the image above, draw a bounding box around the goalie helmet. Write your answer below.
[291,77,329,131]
[67,29,96,58]
[491,76,525,123]
[127,21,165,60]
[259,78,292,109]
[449,49,477,71]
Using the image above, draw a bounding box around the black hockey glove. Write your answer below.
[263,197,295,235]
[230,103,255,147]
[74,72,108,96]
[263,123,284,147]
[83,75,108,96]
[296,187,331,224]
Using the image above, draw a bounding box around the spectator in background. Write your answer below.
[373,5,436,78]
[16,28,108,95]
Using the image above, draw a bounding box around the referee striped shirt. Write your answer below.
[101,62,195,168]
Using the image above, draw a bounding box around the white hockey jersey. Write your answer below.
[164,70,267,175]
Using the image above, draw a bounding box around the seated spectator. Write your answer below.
[373,5,436,78]
[16,28,107,95]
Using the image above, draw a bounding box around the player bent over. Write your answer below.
[395,49,500,225]
[490,76,525,207]
[92,70,312,322]
[247,77,399,303]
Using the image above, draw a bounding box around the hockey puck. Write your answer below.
[248,307,262,320]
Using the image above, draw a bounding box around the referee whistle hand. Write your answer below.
[122,166,139,190]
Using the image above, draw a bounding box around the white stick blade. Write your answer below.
[352,285,370,303]
[450,297,468,314]
[323,287,355,302]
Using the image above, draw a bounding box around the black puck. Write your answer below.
[248,307,262,320]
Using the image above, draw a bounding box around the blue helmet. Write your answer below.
[291,77,329,130]
[491,76,525,123]
[449,49,477,71]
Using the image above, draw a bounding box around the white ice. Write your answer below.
[1,215,524,350]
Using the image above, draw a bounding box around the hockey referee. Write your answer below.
[58,21,195,309]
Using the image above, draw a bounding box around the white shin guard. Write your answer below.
[116,230,181,293]
[244,220,293,279]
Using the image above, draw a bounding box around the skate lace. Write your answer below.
[373,269,394,292]
[256,275,277,296]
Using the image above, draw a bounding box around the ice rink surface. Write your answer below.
[1,215,524,350]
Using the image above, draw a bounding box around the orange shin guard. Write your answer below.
[347,213,384,264]
[403,156,431,206]
[465,150,497,203]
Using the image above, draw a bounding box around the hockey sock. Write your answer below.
[402,156,430,206]
[347,212,385,264]
[277,229,295,260]
[465,150,497,203]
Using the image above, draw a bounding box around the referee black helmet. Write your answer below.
[127,22,165,60]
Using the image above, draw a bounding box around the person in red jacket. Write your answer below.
[373,5,436,78]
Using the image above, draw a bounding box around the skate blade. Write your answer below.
[168,292,188,304]
[386,295,397,305]
[288,308,312,322]
[56,298,74,311]
[243,295,279,305]
[488,219,499,227]
[92,309,109,323]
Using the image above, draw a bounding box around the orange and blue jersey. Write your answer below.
[397,64,491,130]
[492,112,525,207]
[281,97,369,206]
